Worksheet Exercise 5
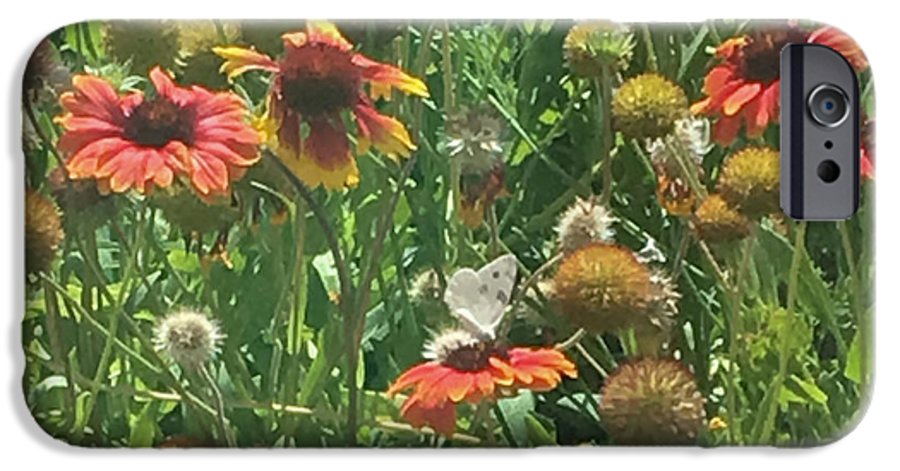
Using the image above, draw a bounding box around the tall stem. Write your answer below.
[200,364,236,447]
[598,70,615,206]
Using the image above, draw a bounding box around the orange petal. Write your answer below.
[212,46,279,80]
[306,21,354,51]
[354,103,415,159]
[712,115,742,146]
[353,54,429,98]
[722,83,762,116]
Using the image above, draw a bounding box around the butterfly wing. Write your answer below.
[444,254,518,338]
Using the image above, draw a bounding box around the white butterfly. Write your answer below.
[443,254,518,340]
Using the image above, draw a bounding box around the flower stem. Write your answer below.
[753,222,806,444]
[200,364,237,447]
[555,328,586,351]
[839,221,869,390]
[598,69,615,206]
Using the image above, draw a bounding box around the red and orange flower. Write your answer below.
[691,25,868,146]
[214,21,429,190]
[56,67,260,196]
[387,329,577,437]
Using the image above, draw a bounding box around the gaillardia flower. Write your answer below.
[387,329,576,437]
[214,21,429,189]
[154,310,224,368]
[717,146,779,218]
[692,194,751,244]
[613,73,688,140]
[563,21,635,77]
[599,358,705,445]
[25,190,64,277]
[692,25,868,145]
[553,242,675,336]
[55,67,260,196]
[555,196,615,254]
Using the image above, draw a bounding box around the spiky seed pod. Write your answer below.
[105,20,180,75]
[25,190,64,277]
[599,358,706,445]
[150,184,240,235]
[177,21,240,89]
[717,146,780,218]
[555,196,615,254]
[613,73,688,141]
[445,105,505,175]
[693,194,751,244]
[563,21,635,77]
[154,310,223,368]
[553,242,655,333]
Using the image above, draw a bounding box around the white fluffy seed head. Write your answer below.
[422,328,481,363]
[647,117,713,169]
[556,196,615,254]
[154,310,223,368]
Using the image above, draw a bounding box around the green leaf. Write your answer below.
[524,413,557,446]
[167,249,199,273]
[496,390,536,447]
[844,330,862,384]
[128,401,159,447]
[787,375,829,405]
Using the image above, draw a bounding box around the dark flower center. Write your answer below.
[281,75,358,117]
[123,98,195,148]
[442,340,508,372]
[279,44,361,117]
[737,29,808,83]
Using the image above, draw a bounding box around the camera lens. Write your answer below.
[808,84,849,127]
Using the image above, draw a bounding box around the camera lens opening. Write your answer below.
[808,84,850,128]
[817,159,841,183]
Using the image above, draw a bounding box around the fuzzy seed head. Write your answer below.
[613,73,688,140]
[693,194,751,244]
[445,105,505,175]
[25,190,64,277]
[600,358,706,445]
[556,196,615,254]
[154,310,223,368]
[717,146,780,218]
[564,22,635,77]
[553,242,654,333]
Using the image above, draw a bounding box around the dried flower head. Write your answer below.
[553,242,655,333]
[693,194,751,244]
[48,167,114,232]
[408,269,450,329]
[555,196,615,254]
[564,21,635,77]
[25,190,64,277]
[105,20,180,75]
[150,183,240,235]
[599,358,706,445]
[24,38,70,103]
[637,270,680,355]
[154,310,224,368]
[445,105,505,175]
[717,146,780,218]
[613,73,688,140]
[646,118,712,216]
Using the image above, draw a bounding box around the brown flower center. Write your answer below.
[737,29,808,84]
[442,340,508,372]
[280,44,361,117]
[124,98,195,147]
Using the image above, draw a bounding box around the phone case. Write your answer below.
[22,19,874,447]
